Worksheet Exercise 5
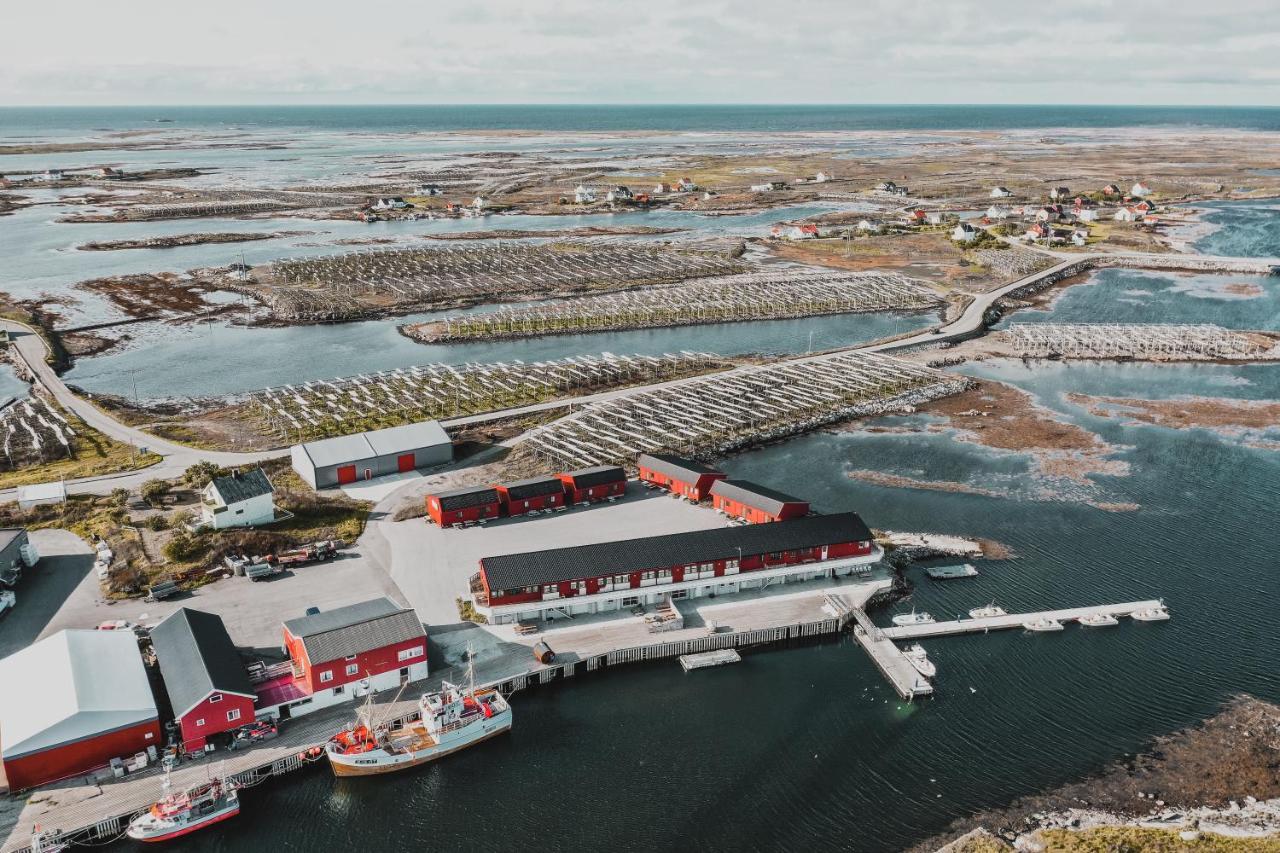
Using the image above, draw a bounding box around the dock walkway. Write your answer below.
[848,608,934,700]
[883,600,1164,640]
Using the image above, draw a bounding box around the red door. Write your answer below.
[397,453,415,473]
[337,465,357,484]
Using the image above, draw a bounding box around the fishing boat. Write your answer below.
[925,563,978,580]
[892,608,936,627]
[1023,618,1064,632]
[1131,605,1171,622]
[1078,612,1120,627]
[902,644,937,678]
[125,774,239,842]
[327,656,511,777]
[968,601,1006,619]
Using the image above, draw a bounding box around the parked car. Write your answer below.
[228,720,278,750]
[0,590,14,618]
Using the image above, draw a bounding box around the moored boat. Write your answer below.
[892,608,936,627]
[1078,612,1120,627]
[125,775,239,842]
[327,658,511,777]
[968,601,1006,619]
[1131,605,1171,622]
[902,644,937,678]
[1023,618,1064,632]
[925,563,979,580]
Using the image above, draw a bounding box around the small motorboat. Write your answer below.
[1078,612,1120,627]
[1131,606,1171,622]
[968,602,1006,619]
[902,644,937,678]
[1023,618,1064,632]
[126,775,239,842]
[892,608,936,627]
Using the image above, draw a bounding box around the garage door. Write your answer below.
[397,453,416,473]
[337,465,357,484]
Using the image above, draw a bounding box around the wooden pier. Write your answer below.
[847,607,934,701]
[882,600,1166,640]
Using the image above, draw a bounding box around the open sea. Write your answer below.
[1,106,1278,851]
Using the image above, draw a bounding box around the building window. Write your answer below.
[398,646,424,661]
[726,559,739,570]
[346,663,360,676]
[671,589,689,600]
[614,575,629,585]
[334,685,344,695]
[227,708,241,723]
[345,654,357,661]
[209,693,223,703]
[195,718,206,727]
[319,670,334,683]
[622,596,639,607]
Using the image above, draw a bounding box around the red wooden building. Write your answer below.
[494,475,566,516]
[150,608,257,752]
[637,453,726,501]
[710,479,809,523]
[426,485,501,526]
[0,630,160,791]
[282,598,428,705]
[472,512,876,624]
[559,465,626,504]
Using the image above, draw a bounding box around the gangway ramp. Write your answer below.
[849,608,933,700]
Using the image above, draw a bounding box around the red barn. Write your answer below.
[559,465,626,505]
[710,479,809,523]
[426,485,501,526]
[494,476,566,516]
[150,608,256,753]
[282,598,428,710]
[0,630,160,792]
[637,453,726,501]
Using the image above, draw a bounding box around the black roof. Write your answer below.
[151,608,255,717]
[709,479,808,516]
[283,597,424,663]
[432,485,500,511]
[637,453,723,482]
[208,468,273,504]
[498,476,565,501]
[561,465,625,488]
[481,511,871,591]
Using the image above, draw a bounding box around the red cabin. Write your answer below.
[282,598,428,699]
[637,453,726,501]
[558,465,626,505]
[710,479,809,523]
[494,476,566,516]
[426,485,501,527]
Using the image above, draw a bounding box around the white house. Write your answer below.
[986,205,1011,220]
[1049,186,1071,201]
[926,211,945,226]
[38,170,65,182]
[1114,206,1140,222]
[653,182,672,194]
[471,196,488,210]
[1130,182,1153,197]
[1076,208,1099,222]
[814,172,831,183]
[201,469,276,530]
[676,177,697,192]
[1071,229,1089,246]
[990,186,1013,198]
[372,197,408,210]
[606,185,632,202]
[952,222,979,243]
[750,182,774,192]
[856,219,879,233]
[573,184,597,204]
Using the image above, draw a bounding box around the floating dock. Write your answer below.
[882,600,1166,640]
[925,563,978,580]
[848,608,934,700]
[679,649,742,671]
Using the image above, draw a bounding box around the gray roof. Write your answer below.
[637,453,723,482]
[209,468,273,505]
[297,421,450,469]
[561,465,626,488]
[481,511,871,591]
[284,597,425,664]
[151,609,255,718]
[498,476,564,501]
[432,485,500,511]
[709,479,808,516]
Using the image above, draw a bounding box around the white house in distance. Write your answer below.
[1071,229,1089,246]
[856,219,880,233]
[573,184,597,204]
[990,186,1013,198]
[952,222,979,243]
[201,468,276,530]
[1114,206,1141,222]
[471,196,488,211]
[1076,207,1100,222]
[415,184,442,196]
[986,205,1012,220]
[371,197,408,211]
[606,185,632,202]
[1130,181,1153,197]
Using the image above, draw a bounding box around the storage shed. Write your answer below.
[710,479,810,523]
[637,453,726,501]
[558,465,626,504]
[0,630,160,792]
[291,420,452,488]
[494,476,566,516]
[425,485,501,527]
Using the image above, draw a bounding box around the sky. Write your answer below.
[2,0,1278,106]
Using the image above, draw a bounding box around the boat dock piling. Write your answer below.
[679,649,742,671]
[882,600,1165,640]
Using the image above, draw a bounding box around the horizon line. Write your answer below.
[2,102,1279,110]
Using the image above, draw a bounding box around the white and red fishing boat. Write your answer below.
[125,774,239,842]
[327,657,511,777]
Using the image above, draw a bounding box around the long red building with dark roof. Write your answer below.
[471,512,879,624]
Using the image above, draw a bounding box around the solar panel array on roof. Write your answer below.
[481,511,872,591]
[709,479,807,516]
[562,465,626,488]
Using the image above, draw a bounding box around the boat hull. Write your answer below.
[329,718,511,777]
[126,803,239,842]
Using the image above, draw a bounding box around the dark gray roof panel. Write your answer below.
[284,597,424,664]
[562,465,626,488]
[499,476,565,501]
[431,485,500,511]
[151,608,255,717]
[637,453,723,482]
[209,468,273,505]
[481,511,872,591]
[709,479,808,516]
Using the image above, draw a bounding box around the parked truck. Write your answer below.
[270,540,341,567]
[0,529,40,589]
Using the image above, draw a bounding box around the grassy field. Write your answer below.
[0,401,159,489]
[1037,827,1280,851]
